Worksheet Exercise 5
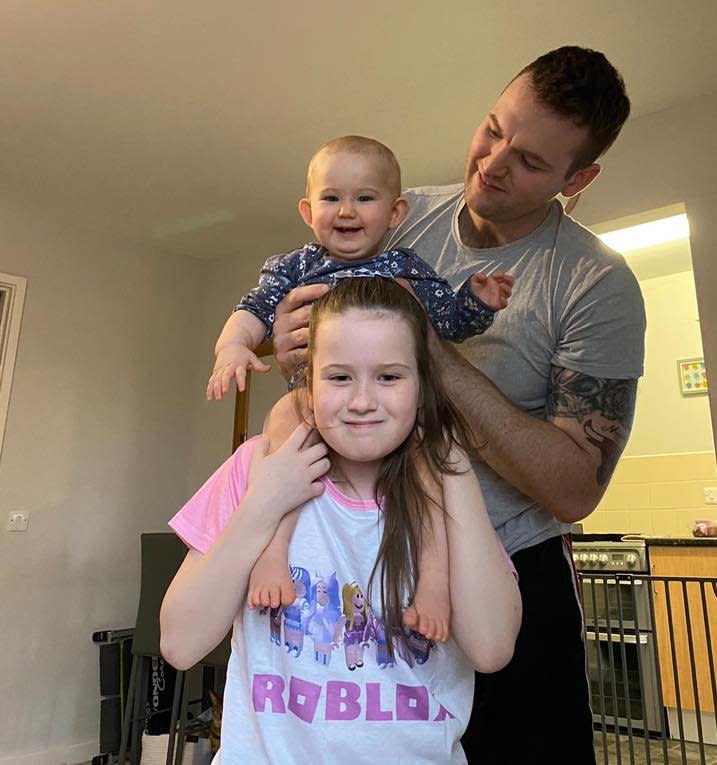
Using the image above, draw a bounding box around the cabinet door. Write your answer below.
[650,546,717,712]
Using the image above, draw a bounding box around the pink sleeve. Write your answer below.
[168,437,260,554]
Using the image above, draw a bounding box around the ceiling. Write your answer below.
[2,1,717,260]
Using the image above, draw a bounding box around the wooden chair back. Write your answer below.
[232,340,274,451]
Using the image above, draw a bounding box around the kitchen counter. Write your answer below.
[572,532,717,547]
[644,536,717,547]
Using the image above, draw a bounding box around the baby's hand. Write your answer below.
[206,343,271,400]
[470,271,514,311]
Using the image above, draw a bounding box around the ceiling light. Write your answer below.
[598,213,689,254]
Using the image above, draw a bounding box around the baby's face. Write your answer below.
[300,150,405,261]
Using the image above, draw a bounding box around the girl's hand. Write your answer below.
[247,423,329,523]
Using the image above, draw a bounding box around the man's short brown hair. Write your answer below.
[517,46,631,176]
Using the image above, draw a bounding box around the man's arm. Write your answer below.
[431,335,637,523]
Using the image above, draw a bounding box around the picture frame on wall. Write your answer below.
[677,357,708,396]
[0,271,28,457]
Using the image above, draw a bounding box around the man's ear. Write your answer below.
[389,197,409,229]
[298,198,313,228]
[561,163,601,198]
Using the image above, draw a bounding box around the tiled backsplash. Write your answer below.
[582,451,717,536]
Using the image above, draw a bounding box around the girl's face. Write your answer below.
[309,308,420,473]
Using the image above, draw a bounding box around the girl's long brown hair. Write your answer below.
[305,277,478,649]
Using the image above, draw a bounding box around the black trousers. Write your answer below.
[461,535,595,765]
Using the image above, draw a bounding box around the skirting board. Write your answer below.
[0,740,95,765]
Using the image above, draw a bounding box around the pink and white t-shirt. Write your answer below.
[170,437,475,765]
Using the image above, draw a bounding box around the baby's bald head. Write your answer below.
[306,135,402,198]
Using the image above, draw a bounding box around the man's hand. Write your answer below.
[272,284,330,379]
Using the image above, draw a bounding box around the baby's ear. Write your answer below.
[390,197,409,229]
[298,198,313,227]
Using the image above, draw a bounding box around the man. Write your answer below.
[272,47,646,764]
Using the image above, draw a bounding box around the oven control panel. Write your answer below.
[572,542,647,572]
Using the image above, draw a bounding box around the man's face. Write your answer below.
[464,74,592,225]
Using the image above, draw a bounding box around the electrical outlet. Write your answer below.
[704,487,717,505]
[7,512,28,531]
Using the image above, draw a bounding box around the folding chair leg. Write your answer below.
[130,657,149,765]
[165,670,184,765]
[116,655,138,764]
[174,668,193,765]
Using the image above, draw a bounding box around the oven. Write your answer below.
[573,540,664,734]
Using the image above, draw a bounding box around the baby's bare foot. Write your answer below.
[402,573,450,642]
[247,554,295,610]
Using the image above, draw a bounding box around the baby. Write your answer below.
[207,135,513,640]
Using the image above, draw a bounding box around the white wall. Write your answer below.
[0,205,209,764]
[626,269,713,456]
[576,92,717,451]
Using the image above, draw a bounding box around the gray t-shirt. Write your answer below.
[387,184,646,555]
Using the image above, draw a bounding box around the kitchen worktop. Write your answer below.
[572,533,717,547]
[643,536,717,547]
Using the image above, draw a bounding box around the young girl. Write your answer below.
[161,278,521,764]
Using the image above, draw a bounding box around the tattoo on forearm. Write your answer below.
[547,368,638,487]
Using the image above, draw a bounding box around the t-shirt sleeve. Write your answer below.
[553,262,646,380]
[168,437,260,553]
[233,251,303,335]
